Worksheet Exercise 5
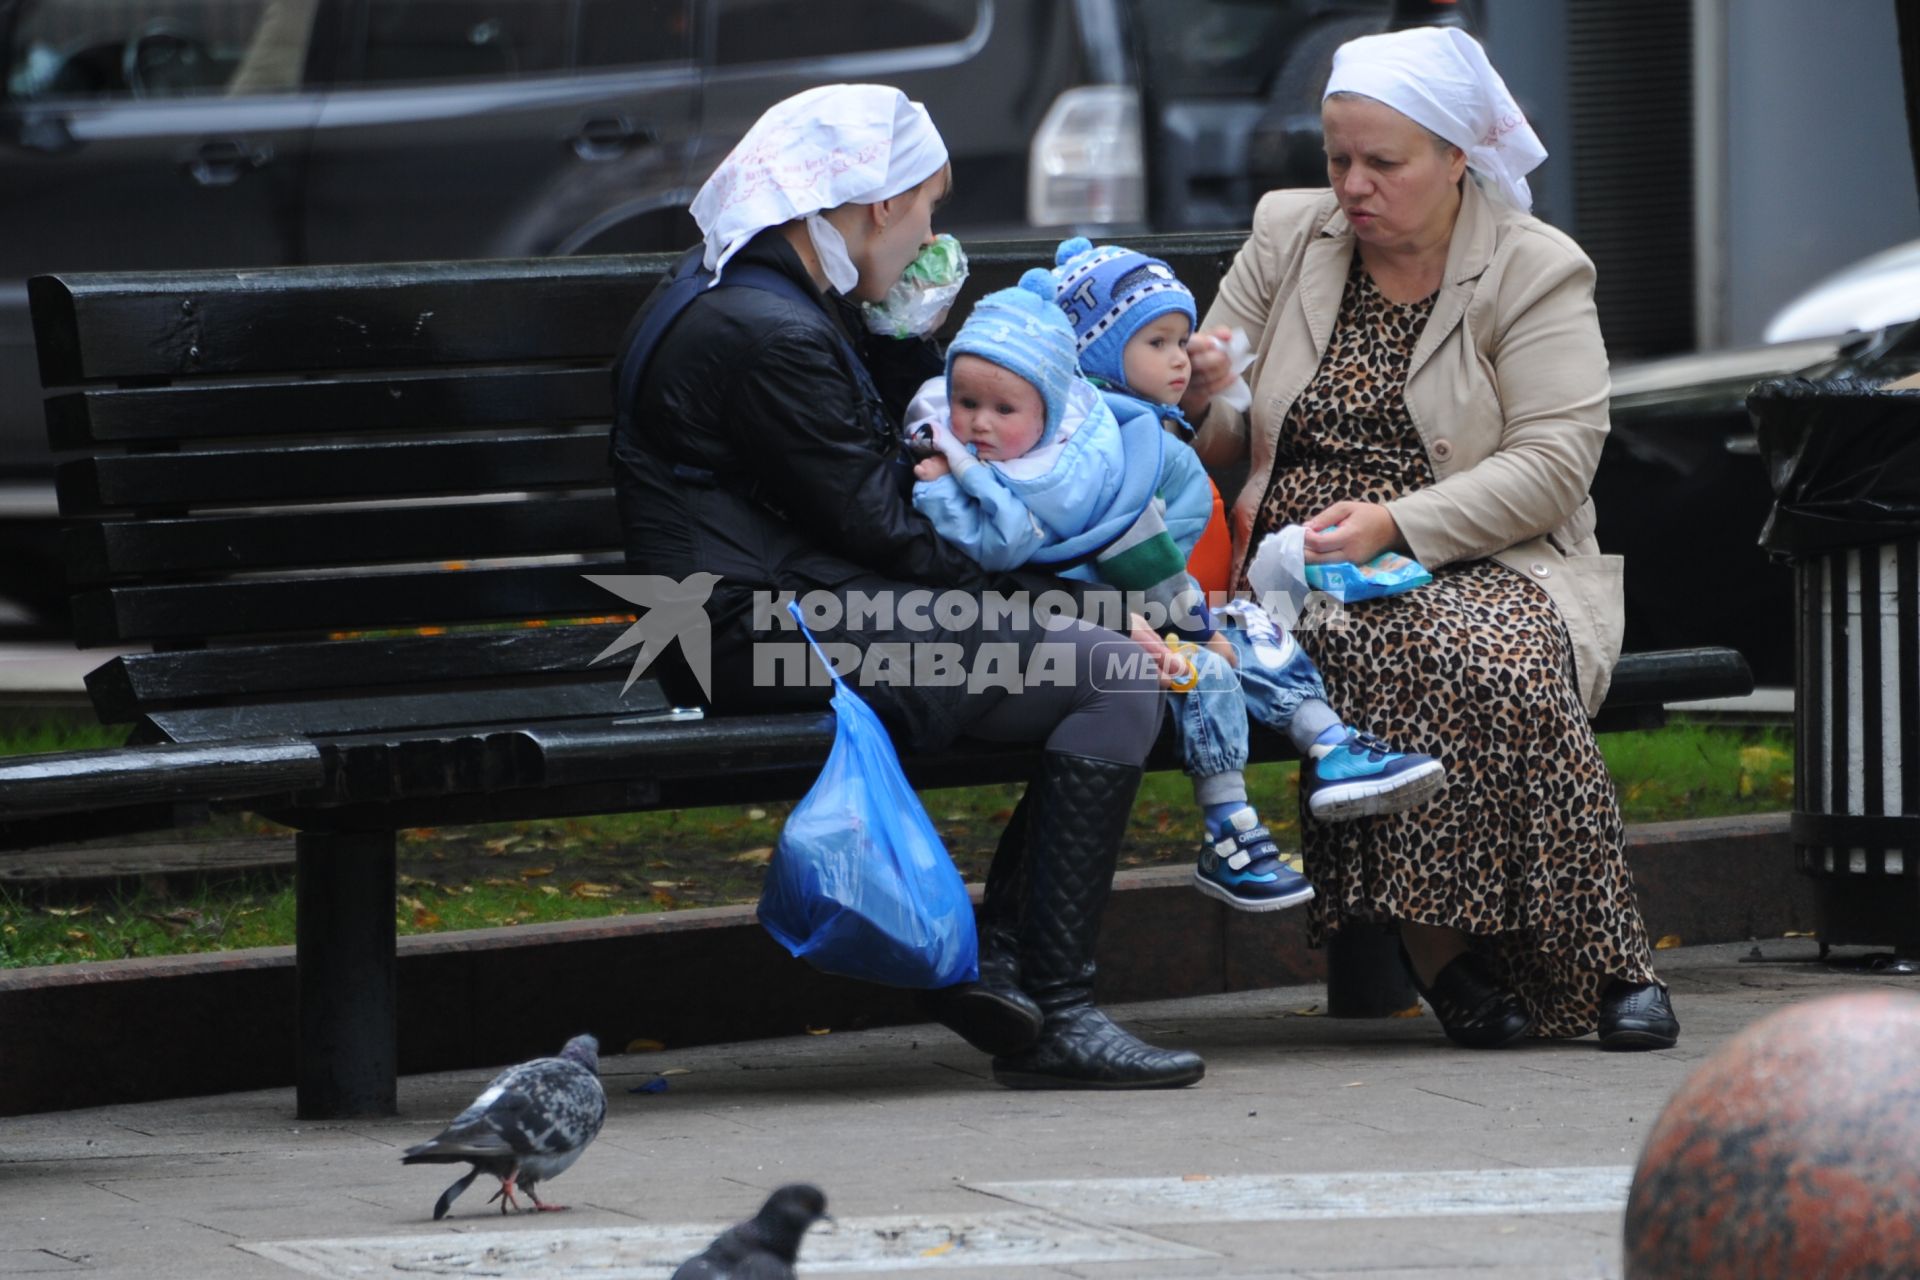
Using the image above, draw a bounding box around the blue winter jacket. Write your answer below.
[910,378,1214,578]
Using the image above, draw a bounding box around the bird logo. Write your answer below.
[584,572,722,699]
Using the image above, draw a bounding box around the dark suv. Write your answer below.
[0,0,1392,623]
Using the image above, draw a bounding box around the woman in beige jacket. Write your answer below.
[1184,27,1675,1050]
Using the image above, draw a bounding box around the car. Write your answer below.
[1596,319,1920,688]
[1763,238,1920,344]
[1,0,1403,628]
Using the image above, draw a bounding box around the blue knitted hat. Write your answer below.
[946,267,1082,444]
[1052,236,1197,392]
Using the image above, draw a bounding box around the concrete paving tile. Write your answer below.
[0,941,1896,1279]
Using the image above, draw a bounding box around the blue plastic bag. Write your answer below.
[757,604,980,989]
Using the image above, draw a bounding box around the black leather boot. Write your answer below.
[991,753,1205,1090]
[915,792,1043,1055]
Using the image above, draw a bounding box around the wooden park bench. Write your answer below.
[2,235,1753,1119]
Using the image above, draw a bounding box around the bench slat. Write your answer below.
[46,368,611,447]
[146,678,670,743]
[30,257,668,385]
[1607,647,1754,705]
[72,562,624,646]
[85,625,639,719]
[57,433,608,512]
[65,496,622,583]
[0,738,324,820]
[29,235,1243,386]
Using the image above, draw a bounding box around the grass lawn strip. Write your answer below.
[1,720,1791,968]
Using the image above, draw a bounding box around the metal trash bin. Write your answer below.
[1751,377,1920,955]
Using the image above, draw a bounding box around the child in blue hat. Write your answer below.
[908,269,1445,913]
[1048,237,1448,907]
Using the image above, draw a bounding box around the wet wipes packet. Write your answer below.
[862,234,969,338]
[1304,550,1434,601]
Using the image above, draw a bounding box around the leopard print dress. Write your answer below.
[1246,257,1658,1038]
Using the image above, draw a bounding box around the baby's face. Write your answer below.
[1121,313,1193,406]
[950,355,1047,461]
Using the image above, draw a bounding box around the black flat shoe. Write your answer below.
[1598,979,1678,1050]
[1404,949,1533,1049]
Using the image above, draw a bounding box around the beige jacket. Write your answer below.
[1194,178,1624,716]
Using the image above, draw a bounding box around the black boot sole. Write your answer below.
[1598,1024,1678,1051]
[990,1060,1206,1090]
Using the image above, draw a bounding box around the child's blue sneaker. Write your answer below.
[1193,808,1315,912]
[1304,730,1445,821]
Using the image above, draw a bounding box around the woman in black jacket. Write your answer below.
[611,84,1201,1091]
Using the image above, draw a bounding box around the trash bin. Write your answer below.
[1751,376,1920,955]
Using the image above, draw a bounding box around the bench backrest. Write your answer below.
[33,234,1248,741]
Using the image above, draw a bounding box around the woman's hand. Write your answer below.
[1304,500,1404,564]
[913,453,951,481]
[1177,325,1236,421]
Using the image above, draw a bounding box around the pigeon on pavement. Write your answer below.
[401,1033,606,1221]
[671,1184,830,1279]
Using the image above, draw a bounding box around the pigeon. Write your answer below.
[400,1033,606,1221]
[671,1184,830,1279]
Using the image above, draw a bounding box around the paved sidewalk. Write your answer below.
[4,937,1908,1279]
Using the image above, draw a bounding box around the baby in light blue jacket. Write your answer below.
[909,270,1443,913]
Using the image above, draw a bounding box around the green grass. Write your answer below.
[0,715,1794,968]
[0,709,130,757]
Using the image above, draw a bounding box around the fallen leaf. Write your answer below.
[649,879,680,888]
[1784,930,1815,938]
[990,807,1015,823]
[1388,1004,1426,1019]
[650,888,676,907]
[483,877,518,888]
[1343,1081,1365,1088]
[65,929,91,943]
[399,895,425,911]
[746,808,768,820]
[658,1067,691,1077]
[1289,1004,1324,1017]
[570,882,618,899]
[728,847,775,866]
[483,836,523,855]
[1181,1173,1212,1182]
[626,1038,666,1053]
[522,866,555,879]
[540,885,560,897]
[412,907,442,928]
[1654,934,1682,950]
[804,1025,832,1036]
[44,905,92,918]
[920,1240,956,1258]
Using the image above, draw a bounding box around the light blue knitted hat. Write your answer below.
[946,267,1083,444]
[1052,236,1197,392]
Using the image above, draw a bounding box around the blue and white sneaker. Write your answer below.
[1304,730,1446,821]
[1193,808,1315,912]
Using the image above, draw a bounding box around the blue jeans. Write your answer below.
[1174,613,1330,788]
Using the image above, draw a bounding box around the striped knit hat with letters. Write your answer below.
[1051,237,1197,393]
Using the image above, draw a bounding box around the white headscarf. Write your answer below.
[1324,27,1546,212]
[690,84,949,291]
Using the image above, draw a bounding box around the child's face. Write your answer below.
[1121,313,1193,406]
[950,355,1047,462]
